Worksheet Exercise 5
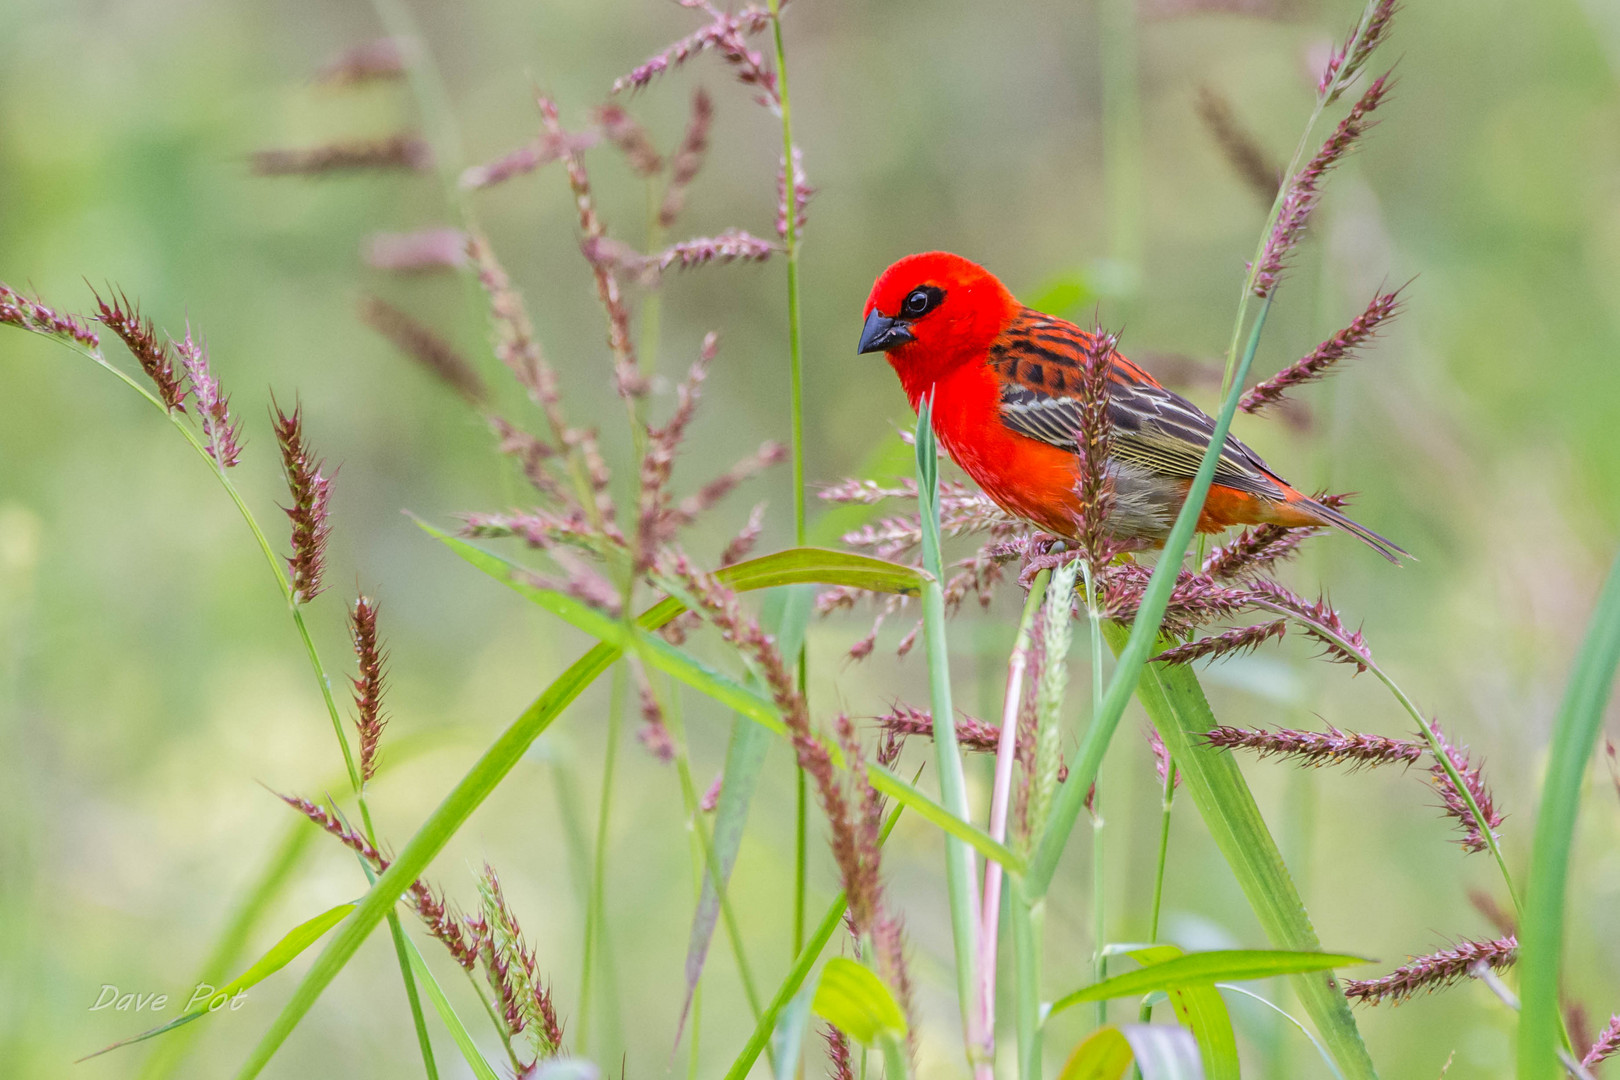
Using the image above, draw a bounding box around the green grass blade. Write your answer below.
[1025,298,1274,901]
[1050,949,1366,1013]
[914,396,985,1060]
[678,585,813,1043]
[82,903,355,1062]
[1104,621,1378,1080]
[400,935,502,1080]
[137,818,316,1080]
[234,543,928,1079]
[1517,550,1620,1079]
[867,763,1022,870]
[721,800,907,1080]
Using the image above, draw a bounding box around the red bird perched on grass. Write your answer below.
[859,251,1406,563]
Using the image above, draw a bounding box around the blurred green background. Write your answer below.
[3,0,1620,1076]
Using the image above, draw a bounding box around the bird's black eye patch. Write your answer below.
[901,285,945,318]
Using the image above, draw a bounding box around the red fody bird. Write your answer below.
[859,252,1406,563]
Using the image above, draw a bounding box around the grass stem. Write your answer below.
[978,570,1051,1071]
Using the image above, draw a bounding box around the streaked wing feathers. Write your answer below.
[991,309,1282,498]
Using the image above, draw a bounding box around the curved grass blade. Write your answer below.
[1517,551,1620,1080]
[1215,984,1345,1080]
[1049,949,1366,1016]
[82,903,355,1062]
[401,934,501,1080]
[234,546,928,1080]
[1130,947,1237,1080]
[1103,621,1378,1080]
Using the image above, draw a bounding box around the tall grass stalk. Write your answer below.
[766,0,812,961]
[915,395,987,1073]
[977,569,1051,1067]
[1517,551,1620,1079]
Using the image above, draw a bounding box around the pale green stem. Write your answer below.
[915,396,985,1070]
[977,571,1052,1071]
[767,0,811,969]
[1010,880,1044,1080]
[578,665,627,1054]
[1099,0,1143,299]
[1137,758,1177,1031]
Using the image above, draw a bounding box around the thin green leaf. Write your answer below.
[81,903,355,1062]
[1100,621,1380,1080]
[401,935,501,1080]
[234,543,927,1080]
[1057,1026,1135,1080]
[1050,949,1366,1015]
[811,957,908,1045]
[678,584,814,1044]
[769,978,817,1080]
[867,763,1022,871]
[1518,550,1620,1080]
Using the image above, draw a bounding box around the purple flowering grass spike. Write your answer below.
[0,282,100,349]
[1203,724,1425,769]
[93,290,186,411]
[359,294,488,406]
[776,145,812,239]
[1319,0,1398,104]
[1151,620,1288,666]
[1343,935,1517,1006]
[349,595,387,784]
[1253,74,1391,298]
[250,134,433,176]
[1426,720,1503,854]
[1243,289,1403,414]
[271,398,333,603]
[594,104,663,176]
[1584,1015,1620,1068]
[363,228,469,273]
[172,327,241,467]
[659,89,714,229]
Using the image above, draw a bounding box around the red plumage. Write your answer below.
[858,252,1405,563]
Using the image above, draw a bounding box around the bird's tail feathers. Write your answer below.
[1301,497,1411,565]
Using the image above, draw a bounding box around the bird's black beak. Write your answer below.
[857,309,915,354]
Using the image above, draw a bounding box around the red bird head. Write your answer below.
[859,252,1020,400]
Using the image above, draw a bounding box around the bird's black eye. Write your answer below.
[902,286,944,318]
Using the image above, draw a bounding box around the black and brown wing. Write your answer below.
[987,308,1285,498]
